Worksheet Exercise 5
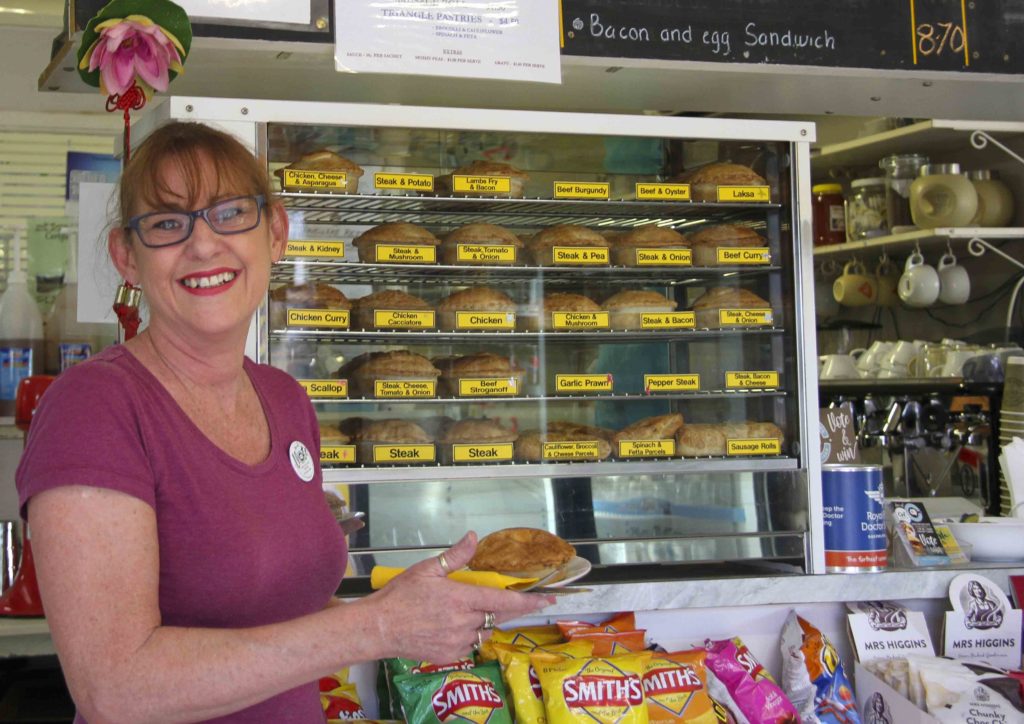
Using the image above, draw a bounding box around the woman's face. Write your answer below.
[110,153,287,344]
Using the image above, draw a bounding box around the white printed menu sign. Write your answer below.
[175,0,311,25]
[942,573,1022,669]
[846,601,935,663]
[334,0,561,83]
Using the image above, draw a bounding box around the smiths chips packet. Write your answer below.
[534,653,652,724]
[780,612,860,724]
[704,638,798,724]
[382,656,476,720]
[567,630,647,657]
[493,641,595,724]
[642,650,718,723]
[320,668,369,721]
[394,661,513,724]
[558,613,638,639]
[479,625,566,662]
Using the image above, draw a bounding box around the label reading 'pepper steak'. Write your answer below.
[457,377,519,397]
[456,244,518,264]
[372,444,436,464]
[727,438,782,456]
[286,309,350,328]
[716,247,771,265]
[644,374,700,393]
[373,310,435,329]
[455,311,516,330]
[718,309,773,326]
[374,172,434,192]
[618,440,676,458]
[285,240,345,258]
[453,175,512,195]
[373,380,436,398]
[452,443,514,463]
[635,182,691,201]
[320,446,356,464]
[552,311,609,330]
[298,379,348,398]
[725,371,780,389]
[555,374,614,393]
[716,185,771,203]
[634,248,693,266]
[281,169,347,189]
[641,312,696,329]
[373,244,437,264]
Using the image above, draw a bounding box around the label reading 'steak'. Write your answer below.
[298,379,348,398]
[372,444,435,464]
[320,446,356,464]
[286,309,350,328]
[452,443,514,463]
[285,240,345,258]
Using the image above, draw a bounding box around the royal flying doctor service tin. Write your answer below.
[822,464,886,573]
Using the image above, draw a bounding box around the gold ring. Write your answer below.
[482,611,495,630]
[437,552,452,574]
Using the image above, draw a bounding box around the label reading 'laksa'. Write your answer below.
[286,309,350,328]
[716,185,771,203]
[298,379,348,398]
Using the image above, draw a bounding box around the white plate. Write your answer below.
[946,518,1024,562]
[546,557,592,587]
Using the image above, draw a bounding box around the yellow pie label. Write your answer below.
[452,443,514,463]
[453,175,511,194]
[552,247,610,265]
[718,309,773,326]
[716,247,771,265]
[321,445,356,464]
[634,248,692,266]
[373,244,436,264]
[725,371,780,389]
[373,310,435,329]
[644,374,700,392]
[457,377,519,397]
[552,311,609,330]
[716,185,771,203]
[641,312,696,329]
[727,438,782,455]
[455,311,515,330]
[298,379,348,398]
[553,181,610,200]
[286,309,350,328]
[618,440,676,458]
[285,240,345,258]
[372,444,435,463]
[542,441,601,460]
[373,380,437,398]
[556,374,614,393]
[635,182,691,201]
[282,169,348,189]
[455,244,517,263]
[373,172,434,191]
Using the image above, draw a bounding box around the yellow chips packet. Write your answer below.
[533,653,652,724]
[492,641,596,724]
[642,651,717,723]
[479,625,565,662]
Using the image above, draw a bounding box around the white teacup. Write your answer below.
[883,340,921,369]
[878,365,908,379]
[856,341,894,372]
[898,251,940,307]
[941,348,981,377]
[820,354,860,379]
[938,252,971,305]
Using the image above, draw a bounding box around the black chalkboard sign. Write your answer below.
[561,0,1024,74]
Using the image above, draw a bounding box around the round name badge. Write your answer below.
[288,440,315,482]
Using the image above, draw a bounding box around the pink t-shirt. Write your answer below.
[17,345,347,723]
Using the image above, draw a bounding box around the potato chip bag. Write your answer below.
[382,656,477,719]
[479,625,566,661]
[394,661,513,724]
[704,638,797,724]
[493,641,596,724]
[534,653,651,724]
[321,679,369,721]
[779,612,859,724]
[558,613,637,638]
[567,630,647,657]
[642,650,717,723]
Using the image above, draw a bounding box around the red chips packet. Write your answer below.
[558,612,638,638]
[568,629,647,657]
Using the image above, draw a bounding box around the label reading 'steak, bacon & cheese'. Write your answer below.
[725,371,780,389]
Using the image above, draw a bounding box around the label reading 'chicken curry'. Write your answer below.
[281,169,348,189]
[551,247,610,265]
[372,444,436,464]
[718,309,773,326]
[725,371,780,389]
[452,443,514,463]
[457,377,519,397]
[373,244,437,264]
[726,438,782,456]
[644,374,700,393]
[455,311,516,330]
[373,309,436,329]
[551,311,609,330]
[456,244,518,264]
[553,181,610,200]
[286,309,350,328]
[373,172,434,192]
[285,240,345,258]
[641,312,696,329]
[373,380,437,398]
[298,379,348,398]
[320,445,356,464]
[618,440,676,458]
[453,175,512,194]
[635,182,692,201]
[716,247,771,265]
[634,248,693,266]
[716,185,771,203]
[542,441,602,460]
[555,374,614,393]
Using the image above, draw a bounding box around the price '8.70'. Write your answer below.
[916,21,968,62]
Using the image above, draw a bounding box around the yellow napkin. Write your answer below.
[370,566,538,590]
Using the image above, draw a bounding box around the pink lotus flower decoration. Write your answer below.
[78,14,185,97]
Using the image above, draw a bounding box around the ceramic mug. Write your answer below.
[938,251,971,305]
[898,251,940,308]
[819,354,860,379]
[856,341,894,373]
[833,260,877,307]
[882,340,921,369]
[941,347,981,377]
[875,258,901,307]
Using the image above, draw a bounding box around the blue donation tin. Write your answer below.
[822,464,886,573]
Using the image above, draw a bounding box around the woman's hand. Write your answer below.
[366,532,555,663]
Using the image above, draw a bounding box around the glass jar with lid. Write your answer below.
[812,183,846,246]
[845,178,888,240]
[879,154,928,230]
[909,163,979,229]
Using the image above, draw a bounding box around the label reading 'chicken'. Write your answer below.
[373,244,437,264]
[374,172,434,191]
[725,371,779,389]
[726,438,782,456]
[644,374,700,393]
[552,312,609,330]
[286,309,350,328]
[298,379,348,398]
[373,309,436,329]
[453,175,512,194]
[281,169,347,189]
[716,247,771,265]
[555,374,614,393]
[618,440,676,458]
[553,182,610,200]
[552,247,610,265]
[634,248,693,266]
[455,312,516,330]
[452,443,514,463]
[458,377,519,397]
[456,244,518,263]
[372,444,436,464]
[373,380,437,398]
[320,446,356,464]
[285,240,345,258]
[718,309,773,326]
[715,185,771,203]
[641,312,696,330]
[635,182,691,201]
[542,442,601,460]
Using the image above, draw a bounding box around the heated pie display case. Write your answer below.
[141,98,823,580]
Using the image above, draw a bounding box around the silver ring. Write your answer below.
[476,629,484,649]
[482,611,495,630]
[437,552,452,574]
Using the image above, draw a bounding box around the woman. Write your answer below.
[16,121,553,723]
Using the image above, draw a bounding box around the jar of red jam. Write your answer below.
[812,183,846,247]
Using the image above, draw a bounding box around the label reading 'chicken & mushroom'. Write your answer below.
[373,244,437,264]
[373,310,435,329]
[552,312,609,330]
[456,244,518,263]
[552,247,610,265]
[716,247,771,265]
[716,185,771,202]
[634,248,693,266]
[453,175,511,194]
[320,446,356,464]
[373,380,437,398]
[555,374,614,393]
[455,312,516,330]
[641,312,696,329]
[298,379,348,398]
[373,172,434,191]
[635,182,691,201]
[372,444,436,463]
[618,440,676,458]
[542,442,601,460]
[725,371,780,389]
[458,377,519,397]
[286,309,350,328]
[452,443,514,463]
[282,169,348,189]
[644,374,700,393]
[553,181,610,200]
[726,438,782,456]
[285,240,345,258]
[718,309,773,326]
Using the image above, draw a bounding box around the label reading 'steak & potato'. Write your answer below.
[373,172,433,191]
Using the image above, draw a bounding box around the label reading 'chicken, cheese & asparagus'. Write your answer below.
[372,444,436,464]
[285,240,345,258]
[725,371,780,389]
[455,311,516,330]
[452,443,514,463]
[716,185,771,202]
[635,182,691,201]
[641,312,696,329]
[282,169,348,189]
[634,248,693,266]
[555,374,614,393]
[453,175,512,194]
[456,244,518,263]
[298,379,348,399]
[618,440,676,458]
[457,377,519,397]
[644,374,701,393]
[373,172,434,192]
[553,181,610,200]
[716,247,771,265]
[373,380,437,398]
[718,309,773,326]
[542,441,602,460]
[551,246,610,265]
[552,311,609,330]
[320,446,356,464]
[373,244,437,264]
[286,309,350,328]
[373,309,436,329]
[726,438,782,456]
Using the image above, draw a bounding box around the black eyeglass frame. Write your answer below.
[125,194,268,248]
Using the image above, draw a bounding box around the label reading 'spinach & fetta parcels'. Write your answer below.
[393,662,512,724]
[534,653,652,724]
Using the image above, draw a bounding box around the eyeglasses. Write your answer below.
[126,194,267,248]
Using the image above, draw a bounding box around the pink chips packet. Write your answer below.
[704,638,800,724]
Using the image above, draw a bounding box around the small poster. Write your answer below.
[846,601,935,663]
[887,500,950,568]
[819,404,858,464]
[942,573,1022,669]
